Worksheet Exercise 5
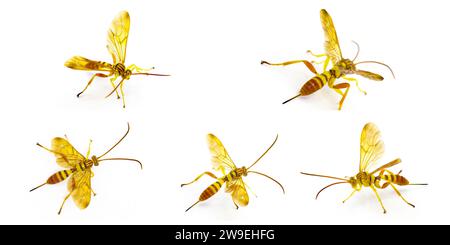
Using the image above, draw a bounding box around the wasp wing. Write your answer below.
[65,56,113,72]
[68,169,92,209]
[356,70,384,81]
[230,178,249,207]
[359,123,385,172]
[107,11,130,64]
[51,137,86,168]
[207,134,236,174]
[320,9,343,64]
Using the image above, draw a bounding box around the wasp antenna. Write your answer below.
[98,158,143,169]
[301,172,348,181]
[355,61,396,79]
[248,171,285,194]
[132,72,170,76]
[315,181,348,200]
[105,78,126,98]
[98,123,131,159]
[247,134,278,170]
[351,41,360,62]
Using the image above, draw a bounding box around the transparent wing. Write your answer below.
[107,11,130,64]
[359,123,385,172]
[320,9,343,64]
[64,56,113,71]
[225,178,238,193]
[51,137,85,168]
[356,70,384,81]
[231,178,249,207]
[68,170,92,210]
[207,134,236,173]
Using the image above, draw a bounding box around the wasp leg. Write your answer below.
[261,60,318,74]
[332,82,350,110]
[333,88,344,96]
[306,50,330,72]
[86,139,93,158]
[376,169,390,189]
[119,79,127,108]
[181,172,218,187]
[36,143,56,154]
[233,201,239,210]
[89,172,97,196]
[388,182,415,208]
[58,190,74,215]
[370,185,387,214]
[343,76,367,95]
[77,73,109,97]
[245,182,257,198]
[128,64,154,73]
[109,75,121,99]
[105,77,124,99]
[321,57,330,72]
[342,190,357,203]
[306,50,327,58]
[329,76,344,96]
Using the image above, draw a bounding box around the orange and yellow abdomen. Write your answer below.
[47,169,74,184]
[299,70,337,96]
[199,179,226,201]
[372,172,409,189]
[198,170,239,201]
[380,173,409,188]
[46,161,91,185]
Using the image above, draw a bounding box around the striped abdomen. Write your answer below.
[300,71,334,96]
[46,161,91,184]
[199,178,226,201]
[379,174,409,188]
[47,169,74,184]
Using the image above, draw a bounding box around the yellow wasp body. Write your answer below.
[262,9,394,110]
[182,134,284,212]
[65,11,169,108]
[30,123,142,214]
[302,123,426,213]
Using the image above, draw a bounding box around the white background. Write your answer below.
[0,0,448,224]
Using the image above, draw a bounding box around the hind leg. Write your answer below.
[58,190,74,215]
[388,183,415,208]
[77,73,109,97]
[181,172,218,187]
[332,82,350,110]
[233,201,239,210]
[261,59,318,74]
